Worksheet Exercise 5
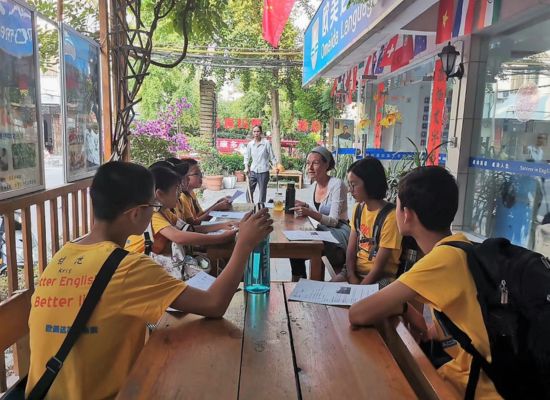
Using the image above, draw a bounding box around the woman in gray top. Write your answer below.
[290,146,350,281]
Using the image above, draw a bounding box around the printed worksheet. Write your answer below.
[209,211,247,219]
[283,230,339,243]
[288,279,379,306]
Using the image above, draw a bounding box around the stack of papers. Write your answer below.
[209,211,247,219]
[288,279,379,306]
[283,230,339,243]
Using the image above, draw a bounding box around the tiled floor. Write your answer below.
[200,181,352,281]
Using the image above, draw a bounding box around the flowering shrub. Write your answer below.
[130,98,191,166]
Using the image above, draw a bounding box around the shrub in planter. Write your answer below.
[220,153,244,174]
[200,149,225,191]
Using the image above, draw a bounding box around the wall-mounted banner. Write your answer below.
[0,0,44,200]
[302,0,404,86]
[61,24,102,182]
[427,59,446,166]
[469,157,550,179]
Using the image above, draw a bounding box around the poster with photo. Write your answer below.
[0,0,44,199]
[61,25,102,182]
[333,119,355,149]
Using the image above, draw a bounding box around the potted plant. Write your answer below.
[220,153,244,188]
[201,149,225,191]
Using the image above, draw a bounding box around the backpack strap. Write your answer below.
[368,203,396,261]
[436,241,504,399]
[354,203,365,256]
[27,248,128,400]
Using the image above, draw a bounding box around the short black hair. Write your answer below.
[166,157,182,165]
[398,166,458,232]
[348,157,387,200]
[150,159,188,178]
[180,158,198,169]
[90,161,153,221]
[150,166,180,192]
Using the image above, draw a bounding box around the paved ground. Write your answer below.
[199,181,355,281]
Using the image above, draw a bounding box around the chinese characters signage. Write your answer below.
[302,0,404,86]
[61,25,102,182]
[427,60,447,166]
[0,0,43,199]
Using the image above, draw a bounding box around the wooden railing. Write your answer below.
[0,178,93,392]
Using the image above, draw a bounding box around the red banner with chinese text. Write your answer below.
[374,83,385,148]
[427,60,447,166]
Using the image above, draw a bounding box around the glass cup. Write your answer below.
[273,193,284,212]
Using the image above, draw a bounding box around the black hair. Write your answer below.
[166,157,182,165]
[347,157,387,200]
[90,161,153,221]
[252,125,263,133]
[150,166,180,192]
[398,166,458,232]
[150,159,188,178]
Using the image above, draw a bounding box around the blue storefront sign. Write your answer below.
[0,0,33,57]
[302,0,404,86]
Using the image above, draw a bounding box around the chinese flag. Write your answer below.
[262,0,296,48]
[379,35,399,67]
[436,0,454,44]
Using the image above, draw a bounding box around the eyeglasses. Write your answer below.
[188,172,203,178]
[144,203,163,212]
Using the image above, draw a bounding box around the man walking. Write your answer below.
[244,125,278,203]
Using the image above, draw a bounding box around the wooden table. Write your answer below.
[271,169,303,189]
[208,205,326,280]
[117,283,416,400]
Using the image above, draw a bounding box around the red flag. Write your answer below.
[362,55,372,82]
[379,35,399,67]
[391,35,414,72]
[436,0,454,44]
[464,0,476,35]
[262,0,296,48]
[427,60,447,166]
[330,79,337,97]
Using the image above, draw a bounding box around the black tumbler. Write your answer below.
[284,183,295,214]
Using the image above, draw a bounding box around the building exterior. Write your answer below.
[303,0,550,254]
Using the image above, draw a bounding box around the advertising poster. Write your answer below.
[333,118,355,149]
[0,0,43,199]
[61,25,101,182]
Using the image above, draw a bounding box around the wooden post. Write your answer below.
[270,69,282,164]
[199,79,217,145]
[99,0,113,159]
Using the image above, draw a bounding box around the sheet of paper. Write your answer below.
[229,190,245,202]
[283,230,339,244]
[209,211,247,219]
[288,279,379,306]
[187,271,216,291]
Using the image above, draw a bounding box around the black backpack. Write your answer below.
[436,239,550,400]
[353,202,420,278]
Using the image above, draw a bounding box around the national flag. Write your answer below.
[477,0,501,30]
[351,65,358,95]
[414,35,427,56]
[436,0,454,44]
[375,46,385,74]
[330,79,338,97]
[379,35,399,67]
[463,0,476,35]
[362,55,372,81]
[391,35,414,72]
[262,0,296,48]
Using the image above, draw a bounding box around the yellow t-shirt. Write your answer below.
[26,241,186,399]
[398,233,501,399]
[350,203,402,276]
[178,191,203,223]
[125,210,177,254]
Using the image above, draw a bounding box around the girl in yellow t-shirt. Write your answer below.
[179,158,232,225]
[332,157,402,286]
[126,165,237,256]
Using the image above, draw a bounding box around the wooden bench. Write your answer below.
[271,170,303,189]
[378,318,461,400]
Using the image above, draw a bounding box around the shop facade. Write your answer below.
[303,0,550,254]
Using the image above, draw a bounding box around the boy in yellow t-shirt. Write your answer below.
[349,166,501,399]
[332,157,402,286]
[26,161,273,399]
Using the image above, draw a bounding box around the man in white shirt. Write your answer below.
[244,125,278,203]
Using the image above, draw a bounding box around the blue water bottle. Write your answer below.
[244,203,271,293]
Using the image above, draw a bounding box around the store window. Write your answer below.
[362,59,451,160]
[464,18,550,254]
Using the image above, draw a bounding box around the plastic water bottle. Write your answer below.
[244,204,270,293]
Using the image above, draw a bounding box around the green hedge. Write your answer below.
[220,153,244,173]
